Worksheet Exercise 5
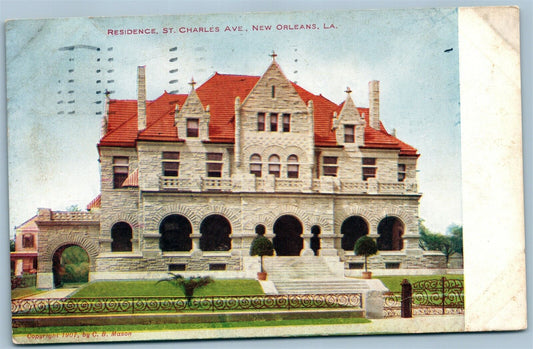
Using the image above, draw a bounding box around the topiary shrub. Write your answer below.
[354,235,378,272]
[250,236,274,273]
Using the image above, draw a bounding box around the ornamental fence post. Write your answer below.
[401,279,412,318]
[441,277,446,315]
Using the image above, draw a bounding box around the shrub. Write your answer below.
[354,236,378,272]
[250,236,274,273]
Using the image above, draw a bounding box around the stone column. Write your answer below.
[191,234,202,257]
[300,234,314,256]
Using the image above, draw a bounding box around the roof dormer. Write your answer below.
[175,77,211,141]
[333,87,365,147]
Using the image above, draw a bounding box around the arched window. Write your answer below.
[268,155,281,178]
[311,225,321,256]
[111,222,133,252]
[250,154,262,177]
[341,216,368,251]
[200,215,232,251]
[287,155,299,178]
[159,215,192,252]
[377,217,404,251]
[255,224,266,235]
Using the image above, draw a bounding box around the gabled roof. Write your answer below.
[15,215,39,232]
[98,70,417,156]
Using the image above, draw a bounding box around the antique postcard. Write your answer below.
[6,6,525,344]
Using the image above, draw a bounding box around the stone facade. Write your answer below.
[31,57,447,288]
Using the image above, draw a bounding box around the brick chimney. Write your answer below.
[137,66,147,131]
[369,80,380,130]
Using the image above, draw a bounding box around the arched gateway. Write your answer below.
[273,215,303,256]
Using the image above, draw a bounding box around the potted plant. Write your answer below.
[354,235,378,279]
[250,235,274,280]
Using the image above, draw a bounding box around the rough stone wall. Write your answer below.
[344,252,446,270]
[137,142,233,192]
[34,210,100,273]
[238,62,314,186]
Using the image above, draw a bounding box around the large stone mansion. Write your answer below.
[32,55,445,288]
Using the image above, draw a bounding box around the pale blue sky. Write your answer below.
[6,8,461,233]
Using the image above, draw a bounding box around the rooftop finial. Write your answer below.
[189,77,196,89]
[270,50,277,61]
[345,87,352,94]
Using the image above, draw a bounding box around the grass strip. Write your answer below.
[13,317,371,335]
[71,279,264,297]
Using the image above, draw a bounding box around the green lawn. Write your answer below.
[71,279,264,298]
[12,317,370,335]
[376,275,464,293]
[11,287,46,300]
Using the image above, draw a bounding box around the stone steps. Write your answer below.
[263,256,337,281]
[262,256,369,295]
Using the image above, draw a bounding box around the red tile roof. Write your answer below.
[122,168,139,187]
[86,194,101,210]
[99,72,417,156]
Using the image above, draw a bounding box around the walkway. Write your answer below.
[13,315,465,344]
[22,288,78,299]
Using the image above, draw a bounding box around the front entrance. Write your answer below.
[52,244,89,288]
[273,215,303,256]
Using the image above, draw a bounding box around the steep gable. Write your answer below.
[98,63,418,156]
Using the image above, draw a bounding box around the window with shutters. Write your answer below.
[270,113,278,131]
[250,154,262,177]
[398,164,406,182]
[344,125,355,143]
[322,156,338,177]
[162,152,180,177]
[206,153,223,177]
[287,155,299,178]
[113,157,129,188]
[257,113,265,131]
[362,158,377,181]
[268,155,281,178]
[187,118,199,137]
[282,114,291,132]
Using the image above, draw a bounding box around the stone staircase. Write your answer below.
[262,256,370,295]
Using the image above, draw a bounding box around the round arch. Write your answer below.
[159,214,193,252]
[377,216,405,251]
[273,215,303,256]
[341,216,369,251]
[200,214,232,251]
[111,222,133,252]
[52,244,89,288]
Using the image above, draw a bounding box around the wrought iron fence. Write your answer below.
[12,293,362,317]
[384,277,464,317]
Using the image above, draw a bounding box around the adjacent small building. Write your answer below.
[10,216,39,276]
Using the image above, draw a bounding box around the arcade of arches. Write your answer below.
[115,214,405,255]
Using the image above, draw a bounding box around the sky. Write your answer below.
[5,7,461,234]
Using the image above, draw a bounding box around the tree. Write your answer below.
[448,224,463,255]
[66,204,81,212]
[354,235,378,272]
[419,220,463,266]
[10,239,15,252]
[250,235,274,273]
[157,274,213,305]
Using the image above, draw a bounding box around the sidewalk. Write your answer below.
[22,288,77,299]
[13,315,465,344]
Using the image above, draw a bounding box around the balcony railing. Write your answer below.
[160,176,417,195]
[202,178,233,191]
